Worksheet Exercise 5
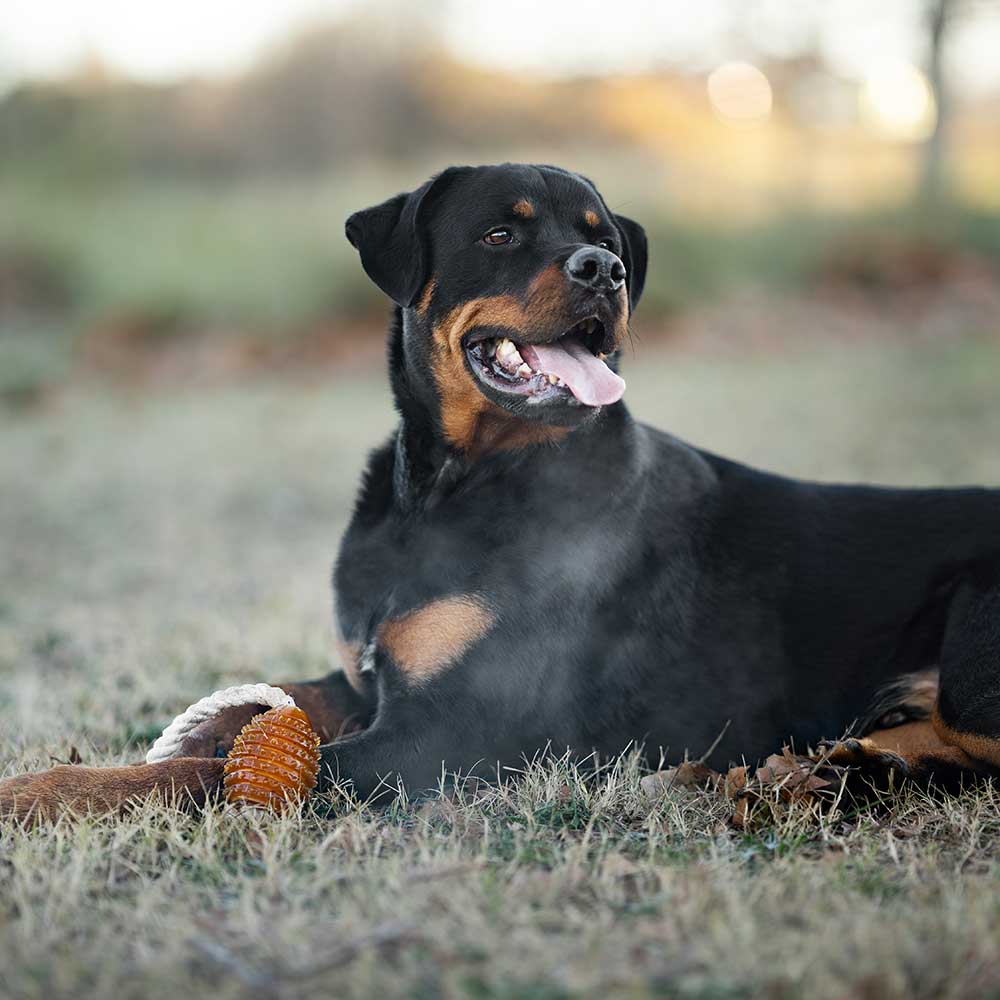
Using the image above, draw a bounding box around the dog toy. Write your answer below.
[146,684,321,812]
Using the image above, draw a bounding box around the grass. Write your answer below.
[3,336,1000,998]
[0,171,383,328]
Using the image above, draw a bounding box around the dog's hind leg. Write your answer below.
[822,577,1000,784]
[931,578,1000,771]
[820,720,984,786]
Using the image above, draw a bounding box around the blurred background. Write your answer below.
[2,2,1000,730]
[2,0,999,394]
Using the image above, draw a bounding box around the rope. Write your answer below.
[145,683,294,763]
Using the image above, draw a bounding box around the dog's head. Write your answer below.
[346,164,647,454]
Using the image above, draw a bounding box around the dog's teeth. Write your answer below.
[493,337,526,375]
[598,352,607,361]
[547,374,558,384]
[516,363,532,378]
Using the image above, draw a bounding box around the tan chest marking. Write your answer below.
[379,595,496,681]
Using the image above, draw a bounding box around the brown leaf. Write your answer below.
[48,746,85,766]
[640,762,720,801]
[731,796,750,829]
[752,746,840,800]
[756,750,802,783]
[674,761,721,787]
[724,765,748,799]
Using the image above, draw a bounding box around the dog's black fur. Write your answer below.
[297,163,1000,798]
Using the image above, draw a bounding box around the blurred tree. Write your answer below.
[921,0,955,203]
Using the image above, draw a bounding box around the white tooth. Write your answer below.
[547,374,558,384]
[598,352,607,361]
[516,363,532,378]
[497,338,514,357]
[498,344,525,373]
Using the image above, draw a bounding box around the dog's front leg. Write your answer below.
[0,757,226,824]
[0,674,374,823]
[314,674,495,801]
[315,720,456,802]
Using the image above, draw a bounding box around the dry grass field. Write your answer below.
[3,335,1000,999]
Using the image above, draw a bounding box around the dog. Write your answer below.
[3,162,1000,820]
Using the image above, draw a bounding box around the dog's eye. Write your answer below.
[483,228,513,246]
[597,238,616,251]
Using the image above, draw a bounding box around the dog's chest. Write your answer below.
[334,510,502,688]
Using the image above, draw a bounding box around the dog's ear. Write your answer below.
[345,169,461,307]
[613,213,648,310]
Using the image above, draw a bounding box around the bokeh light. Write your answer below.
[860,62,937,142]
[706,61,773,125]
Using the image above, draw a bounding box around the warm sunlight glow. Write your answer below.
[707,62,773,126]
[860,62,937,142]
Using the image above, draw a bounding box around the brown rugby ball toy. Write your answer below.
[223,704,321,811]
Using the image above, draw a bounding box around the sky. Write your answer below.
[3,0,1000,97]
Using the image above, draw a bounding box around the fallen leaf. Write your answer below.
[725,747,850,829]
[640,762,720,801]
[724,765,748,799]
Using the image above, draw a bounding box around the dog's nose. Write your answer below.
[564,246,626,294]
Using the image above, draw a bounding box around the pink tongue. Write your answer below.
[520,339,625,407]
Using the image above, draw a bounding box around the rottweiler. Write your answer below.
[4,162,1000,818]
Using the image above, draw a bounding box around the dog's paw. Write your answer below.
[817,737,910,777]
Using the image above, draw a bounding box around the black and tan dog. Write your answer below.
[4,162,1000,819]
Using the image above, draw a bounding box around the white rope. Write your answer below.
[145,683,295,763]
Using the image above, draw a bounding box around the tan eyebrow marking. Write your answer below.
[513,199,535,219]
[416,276,437,316]
[379,595,496,681]
[584,210,600,227]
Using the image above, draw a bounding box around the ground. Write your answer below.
[2,335,1000,999]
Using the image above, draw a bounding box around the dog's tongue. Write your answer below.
[520,338,625,407]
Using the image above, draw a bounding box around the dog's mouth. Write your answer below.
[464,318,625,409]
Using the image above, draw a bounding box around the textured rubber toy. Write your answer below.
[223,704,321,812]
